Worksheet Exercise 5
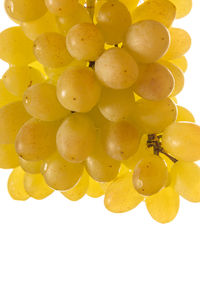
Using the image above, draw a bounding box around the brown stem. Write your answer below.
[86,0,95,20]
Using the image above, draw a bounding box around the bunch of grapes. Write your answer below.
[0,0,196,223]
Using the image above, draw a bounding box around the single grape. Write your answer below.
[24,173,53,200]
[87,176,104,198]
[0,80,21,108]
[0,144,19,169]
[7,167,29,201]
[170,56,188,73]
[44,0,79,17]
[176,105,195,122]
[169,0,192,19]
[19,157,42,174]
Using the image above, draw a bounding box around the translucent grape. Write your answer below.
[57,66,101,112]
[0,80,21,108]
[87,176,104,198]
[44,0,79,17]
[125,20,170,63]
[170,56,188,73]
[170,0,192,19]
[7,167,29,201]
[24,173,53,200]
[56,113,97,163]
[146,187,180,224]
[19,157,42,174]
[42,152,83,191]
[33,32,72,68]
[162,122,200,162]
[0,144,19,169]
[95,48,139,89]
[176,105,195,122]
[104,174,144,213]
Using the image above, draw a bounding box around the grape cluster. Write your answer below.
[0,0,196,223]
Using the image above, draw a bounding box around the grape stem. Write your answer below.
[86,0,95,20]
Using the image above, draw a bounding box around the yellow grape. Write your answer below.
[171,161,200,203]
[23,82,69,121]
[5,0,47,22]
[0,27,35,66]
[162,122,200,162]
[24,173,53,200]
[120,0,139,11]
[98,87,135,122]
[21,12,59,41]
[3,66,44,97]
[44,0,79,17]
[146,187,180,224]
[0,144,19,169]
[15,118,60,161]
[132,0,176,28]
[96,0,132,44]
[170,56,188,73]
[170,0,192,19]
[62,169,89,201]
[133,63,174,101]
[133,97,177,133]
[95,48,139,89]
[42,152,83,191]
[125,20,170,63]
[0,102,30,144]
[87,176,104,198]
[33,32,72,68]
[0,80,21,108]
[133,154,168,196]
[104,174,144,213]
[56,113,96,163]
[19,157,42,174]
[7,167,29,201]
[57,66,101,112]
[163,28,191,61]
[176,105,195,122]
[104,120,141,161]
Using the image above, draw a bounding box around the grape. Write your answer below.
[44,0,79,17]
[56,113,97,163]
[24,173,53,200]
[104,120,141,161]
[23,82,69,121]
[7,167,29,201]
[125,20,170,63]
[5,0,47,22]
[19,157,42,174]
[162,122,200,162]
[88,106,111,130]
[170,0,192,19]
[104,174,144,213]
[133,154,168,196]
[87,176,104,198]
[163,28,191,61]
[145,187,180,224]
[42,152,83,191]
[132,97,177,133]
[0,27,35,65]
[96,0,131,44]
[0,80,21,108]
[177,105,195,122]
[98,87,135,122]
[120,0,139,11]
[0,144,19,169]
[62,169,89,201]
[95,48,139,89]
[171,161,200,203]
[132,0,176,28]
[3,66,44,97]
[0,102,30,144]
[15,118,60,161]
[170,56,188,73]
[133,63,174,101]
[57,66,101,112]
[33,32,72,68]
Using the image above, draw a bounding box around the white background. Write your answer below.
[0,1,200,300]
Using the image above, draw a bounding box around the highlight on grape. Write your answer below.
[0,0,196,223]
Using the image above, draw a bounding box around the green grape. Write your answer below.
[3,66,44,97]
[104,174,144,213]
[42,152,83,191]
[0,27,35,65]
[146,187,180,224]
[163,28,191,61]
[104,120,141,161]
[162,122,200,162]
[132,0,176,28]
[133,154,168,196]
[170,56,188,73]
[62,169,89,201]
[170,0,192,19]
[7,167,29,201]
[163,60,185,97]
[95,48,139,89]
[44,0,79,17]
[176,105,195,122]
[125,20,170,63]
[133,62,174,101]
[57,66,101,112]
[0,80,21,108]
[171,161,200,203]
[19,157,42,174]
[4,0,47,22]
[56,113,97,163]
[33,32,72,68]
[23,82,69,121]
[98,87,135,122]
[0,102,30,144]
[24,173,53,200]
[15,118,60,161]
[21,12,59,41]
[132,97,177,133]
[96,0,131,44]
[0,144,19,169]
[87,176,104,198]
